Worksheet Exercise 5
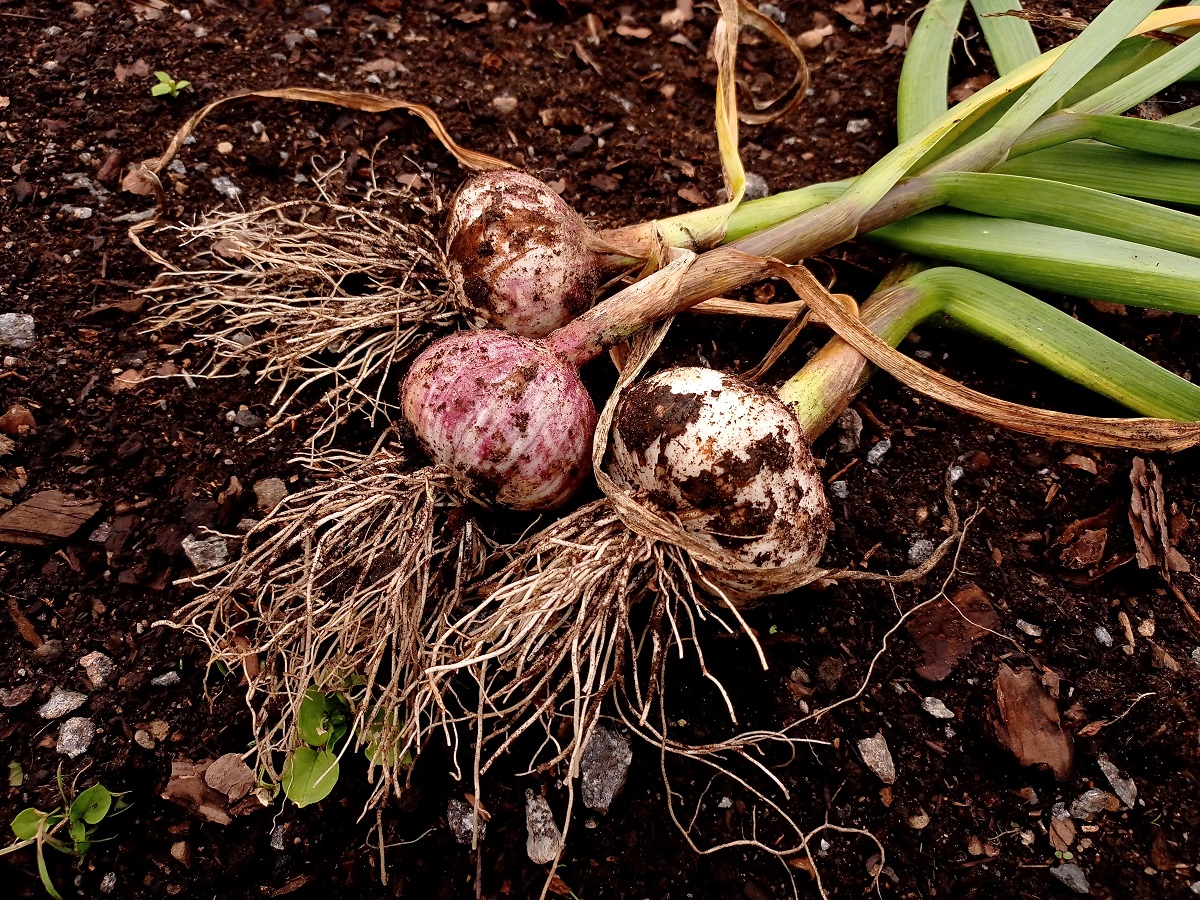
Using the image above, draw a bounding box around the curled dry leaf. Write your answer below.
[905,583,998,681]
[162,759,234,825]
[204,753,256,802]
[989,665,1074,780]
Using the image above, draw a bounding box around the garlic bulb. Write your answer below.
[609,367,831,575]
[445,170,602,338]
[401,330,596,510]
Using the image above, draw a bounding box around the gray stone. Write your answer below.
[270,825,285,850]
[1050,863,1091,895]
[846,118,873,134]
[580,726,632,814]
[525,789,562,865]
[210,176,242,200]
[133,729,155,750]
[836,408,862,453]
[39,688,87,719]
[233,407,262,428]
[57,717,96,758]
[100,872,117,894]
[1070,788,1119,822]
[908,539,935,566]
[447,797,487,846]
[1098,755,1136,808]
[0,314,36,349]
[866,438,892,465]
[857,732,895,784]
[253,478,288,513]
[921,697,954,719]
[151,671,181,688]
[0,683,36,707]
[742,172,770,201]
[1095,626,1113,647]
[61,204,94,219]
[830,480,849,500]
[80,651,114,689]
[181,534,228,572]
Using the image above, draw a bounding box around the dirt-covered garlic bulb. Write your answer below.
[401,330,596,510]
[445,170,602,338]
[609,367,831,578]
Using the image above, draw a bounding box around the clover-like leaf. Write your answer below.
[281,747,339,808]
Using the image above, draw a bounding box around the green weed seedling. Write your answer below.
[281,687,349,808]
[150,71,191,99]
[1,768,129,899]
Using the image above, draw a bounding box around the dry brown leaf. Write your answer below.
[204,753,255,802]
[989,664,1074,780]
[1049,816,1076,852]
[357,58,404,74]
[1059,528,1107,570]
[661,0,694,28]
[799,23,835,49]
[948,74,995,102]
[72,2,96,18]
[834,0,867,25]
[129,0,169,20]
[162,759,234,825]
[886,23,910,48]
[905,583,998,681]
[114,59,150,83]
[1063,453,1098,474]
[111,369,144,392]
[677,185,707,205]
[0,404,36,436]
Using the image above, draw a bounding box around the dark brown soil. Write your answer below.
[4,1,1200,899]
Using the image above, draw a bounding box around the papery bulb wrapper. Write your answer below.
[445,170,602,338]
[402,331,596,510]
[609,367,831,581]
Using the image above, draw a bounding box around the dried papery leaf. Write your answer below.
[768,260,1200,451]
[124,87,511,262]
[727,0,810,126]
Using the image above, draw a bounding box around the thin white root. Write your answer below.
[140,199,457,446]
[166,456,488,810]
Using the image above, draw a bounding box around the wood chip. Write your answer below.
[615,24,652,39]
[162,759,234,825]
[1130,456,1190,576]
[0,490,102,546]
[833,0,866,25]
[989,664,1074,780]
[906,583,999,681]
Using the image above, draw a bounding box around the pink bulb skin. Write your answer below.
[445,171,600,338]
[402,331,597,511]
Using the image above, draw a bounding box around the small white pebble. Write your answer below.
[866,438,891,465]
[922,697,955,719]
[830,480,849,499]
[846,118,873,134]
[1095,626,1113,647]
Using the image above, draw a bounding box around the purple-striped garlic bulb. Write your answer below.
[401,330,596,510]
[445,170,604,338]
[609,367,831,578]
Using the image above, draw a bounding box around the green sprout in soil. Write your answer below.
[151,71,191,99]
[1,768,129,899]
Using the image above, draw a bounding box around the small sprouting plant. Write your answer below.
[0,768,129,899]
[151,71,191,99]
[280,687,349,808]
[1055,849,1075,862]
[279,684,414,808]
